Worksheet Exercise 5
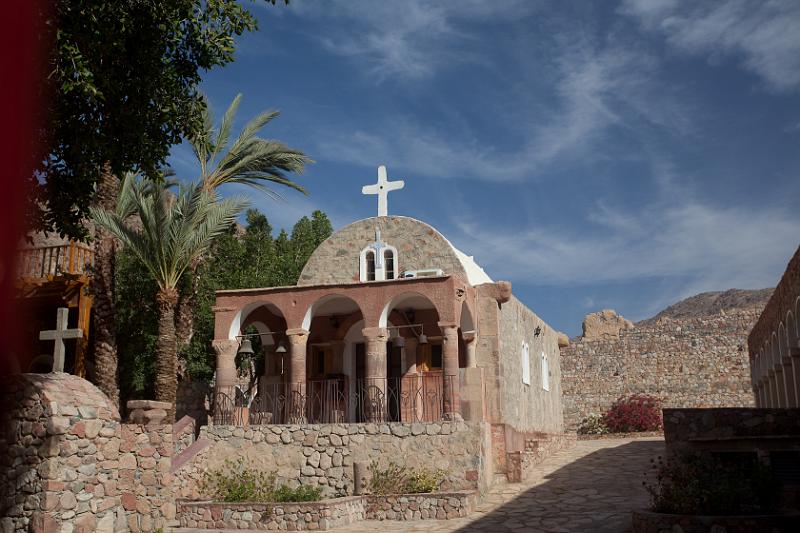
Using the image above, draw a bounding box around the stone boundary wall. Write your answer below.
[749,246,800,356]
[177,491,475,530]
[178,496,366,530]
[506,432,577,483]
[0,374,178,532]
[173,421,488,500]
[663,408,800,447]
[560,311,759,429]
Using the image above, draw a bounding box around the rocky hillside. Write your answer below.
[639,288,773,325]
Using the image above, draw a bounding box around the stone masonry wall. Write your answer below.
[299,216,468,285]
[0,373,124,533]
[561,311,759,429]
[173,421,488,500]
[496,296,565,434]
[0,374,177,532]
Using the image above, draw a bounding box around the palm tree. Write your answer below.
[92,176,244,413]
[174,93,312,348]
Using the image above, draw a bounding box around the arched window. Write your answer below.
[541,351,550,391]
[521,342,530,385]
[366,251,376,281]
[384,250,395,280]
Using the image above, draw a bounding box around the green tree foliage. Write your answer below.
[116,209,333,397]
[32,0,285,240]
[93,176,244,408]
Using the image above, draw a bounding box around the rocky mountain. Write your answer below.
[639,288,773,325]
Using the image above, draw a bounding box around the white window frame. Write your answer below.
[521,342,531,385]
[541,351,550,391]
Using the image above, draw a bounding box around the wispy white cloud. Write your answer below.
[315,39,693,181]
[621,0,800,92]
[450,198,797,307]
[287,1,538,81]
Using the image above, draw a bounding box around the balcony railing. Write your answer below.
[17,242,94,280]
[213,375,455,425]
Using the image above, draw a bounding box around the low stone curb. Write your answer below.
[177,490,476,530]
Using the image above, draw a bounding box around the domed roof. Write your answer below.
[298,216,492,287]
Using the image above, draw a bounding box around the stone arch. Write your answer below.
[302,293,364,332]
[459,300,475,333]
[228,301,287,341]
[379,291,441,329]
[788,309,799,352]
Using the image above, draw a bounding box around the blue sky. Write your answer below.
[168,0,800,336]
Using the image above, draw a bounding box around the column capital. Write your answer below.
[362,327,389,341]
[212,339,238,356]
[462,330,477,343]
[437,321,459,331]
[286,328,309,346]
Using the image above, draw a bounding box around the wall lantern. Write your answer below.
[534,326,542,337]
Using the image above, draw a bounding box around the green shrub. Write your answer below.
[577,414,609,435]
[199,458,276,502]
[273,484,323,502]
[368,461,446,495]
[405,468,446,494]
[645,453,779,515]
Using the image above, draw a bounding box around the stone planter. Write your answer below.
[177,491,476,530]
[177,496,365,530]
[632,509,800,532]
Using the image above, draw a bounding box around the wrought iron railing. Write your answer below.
[212,375,455,425]
[17,242,94,280]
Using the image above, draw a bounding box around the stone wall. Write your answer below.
[0,373,124,532]
[178,496,366,531]
[176,377,211,427]
[177,491,475,530]
[173,421,488,499]
[0,373,177,532]
[298,216,469,285]
[561,311,759,429]
[495,296,564,434]
[749,245,800,357]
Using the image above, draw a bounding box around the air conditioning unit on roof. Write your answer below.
[401,269,444,278]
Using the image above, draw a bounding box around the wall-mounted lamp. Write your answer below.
[329,315,340,329]
[534,326,542,337]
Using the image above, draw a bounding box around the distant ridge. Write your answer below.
[639,288,773,325]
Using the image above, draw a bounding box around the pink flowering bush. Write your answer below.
[602,394,662,433]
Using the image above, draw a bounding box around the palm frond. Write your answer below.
[211,93,243,168]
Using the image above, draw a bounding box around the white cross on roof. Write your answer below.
[362,165,404,217]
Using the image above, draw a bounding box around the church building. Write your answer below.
[211,166,566,440]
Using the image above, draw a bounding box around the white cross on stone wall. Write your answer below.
[39,307,83,373]
[362,165,404,217]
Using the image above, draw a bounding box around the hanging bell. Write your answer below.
[275,341,288,354]
[237,338,255,356]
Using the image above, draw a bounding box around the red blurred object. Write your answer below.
[0,1,50,373]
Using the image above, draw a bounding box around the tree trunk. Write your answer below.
[174,257,201,354]
[155,287,179,421]
[92,163,120,407]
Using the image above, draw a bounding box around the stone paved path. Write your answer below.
[175,437,664,533]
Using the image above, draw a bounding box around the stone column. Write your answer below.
[286,328,309,422]
[791,347,800,408]
[362,327,389,422]
[439,322,461,420]
[774,364,786,408]
[463,330,478,368]
[767,368,779,408]
[781,356,797,407]
[212,339,238,400]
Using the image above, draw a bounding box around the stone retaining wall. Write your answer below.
[173,421,487,499]
[506,432,577,483]
[177,491,475,530]
[561,311,759,429]
[178,496,366,530]
[0,373,124,532]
